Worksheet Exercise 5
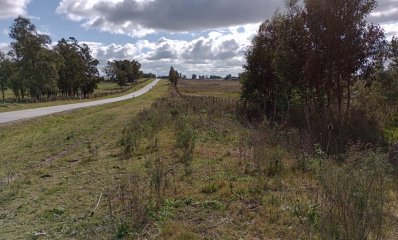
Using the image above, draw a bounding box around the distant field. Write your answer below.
[178,79,241,98]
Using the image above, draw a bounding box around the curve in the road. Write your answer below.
[0,79,162,124]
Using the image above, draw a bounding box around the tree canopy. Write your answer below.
[104,60,142,88]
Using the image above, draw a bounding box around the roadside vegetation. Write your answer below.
[1,0,398,239]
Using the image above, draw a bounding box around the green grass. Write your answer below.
[0,80,169,239]
[0,79,152,113]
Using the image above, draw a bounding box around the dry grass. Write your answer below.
[177,80,241,99]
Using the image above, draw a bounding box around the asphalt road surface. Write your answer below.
[0,79,161,124]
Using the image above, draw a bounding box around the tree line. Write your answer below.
[241,0,398,152]
[0,17,146,101]
[0,17,102,101]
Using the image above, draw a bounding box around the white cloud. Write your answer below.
[0,43,11,54]
[83,23,259,76]
[57,0,281,37]
[0,0,31,19]
[370,0,398,24]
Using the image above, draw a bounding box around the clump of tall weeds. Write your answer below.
[106,173,152,239]
[314,146,388,240]
[175,116,196,175]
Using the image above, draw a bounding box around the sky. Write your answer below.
[1,0,398,77]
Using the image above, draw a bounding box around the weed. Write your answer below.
[87,140,99,161]
[315,148,388,239]
[175,117,196,175]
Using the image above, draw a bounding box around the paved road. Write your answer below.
[0,79,161,124]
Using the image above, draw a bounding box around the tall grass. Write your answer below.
[315,147,388,239]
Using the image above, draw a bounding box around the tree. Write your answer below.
[242,14,281,116]
[380,37,398,105]
[0,51,8,101]
[304,0,384,118]
[169,66,178,86]
[9,16,59,100]
[192,74,197,80]
[241,0,387,153]
[242,0,385,120]
[54,38,85,96]
[104,60,142,88]
[80,43,100,97]
[54,38,99,97]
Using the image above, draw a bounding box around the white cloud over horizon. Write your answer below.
[82,23,259,76]
[1,0,397,76]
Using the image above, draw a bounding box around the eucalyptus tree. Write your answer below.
[54,38,99,97]
[54,38,85,96]
[9,16,60,100]
[104,60,142,88]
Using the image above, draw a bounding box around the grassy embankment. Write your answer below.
[0,79,397,239]
[0,80,167,239]
[0,79,151,113]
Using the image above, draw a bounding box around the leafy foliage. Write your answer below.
[104,60,142,88]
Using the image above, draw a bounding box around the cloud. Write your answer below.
[57,0,282,37]
[82,23,258,76]
[370,0,398,24]
[0,0,31,19]
[0,43,11,54]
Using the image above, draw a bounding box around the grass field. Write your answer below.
[0,79,151,113]
[0,80,169,239]
[1,81,397,239]
[177,80,241,98]
[95,82,125,94]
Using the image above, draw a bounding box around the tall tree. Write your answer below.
[305,0,384,118]
[0,51,12,101]
[80,43,100,97]
[242,14,282,116]
[54,38,99,97]
[242,0,385,120]
[9,16,58,100]
[54,38,85,96]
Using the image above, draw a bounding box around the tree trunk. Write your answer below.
[346,77,351,116]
